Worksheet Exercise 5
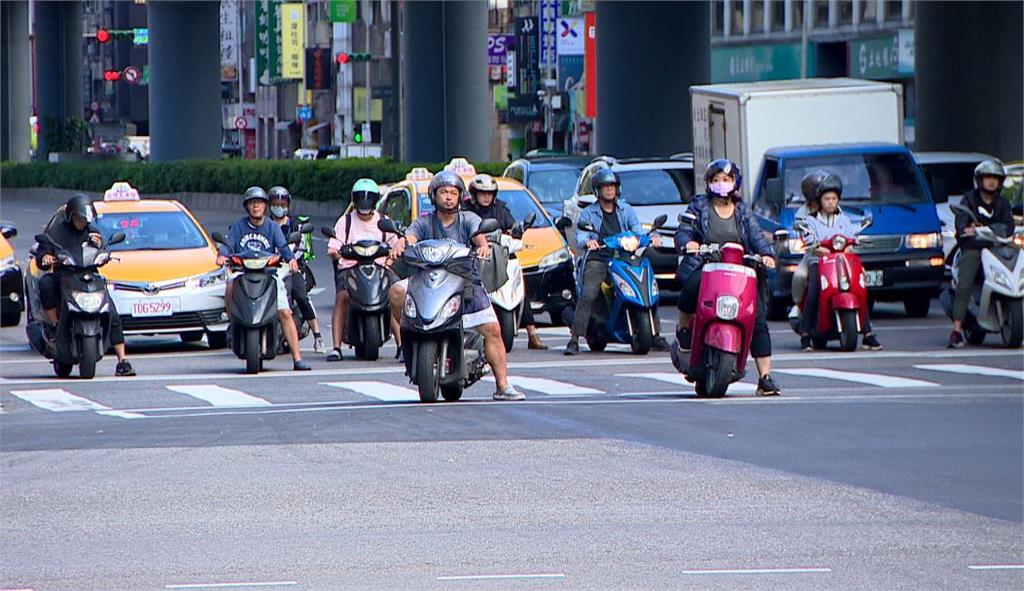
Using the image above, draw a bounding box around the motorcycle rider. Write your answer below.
[325,178,400,361]
[948,159,1014,348]
[674,159,780,396]
[564,168,665,355]
[463,173,547,350]
[216,186,311,371]
[268,186,326,354]
[797,174,883,351]
[389,171,525,401]
[789,170,827,321]
[36,194,136,377]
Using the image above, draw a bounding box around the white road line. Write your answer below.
[165,582,297,589]
[8,389,144,418]
[680,567,831,575]
[617,372,758,394]
[773,368,937,388]
[437,573,565,581]
[321,380,420,402]
[485,376,603,396]
[967,564,1024,571]
[165,385,271,407]
[915,364,1024,381]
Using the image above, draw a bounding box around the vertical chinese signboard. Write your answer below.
[509,16,541,122]
[220,0,239,81]
[280,3,305,80]
[255,0,280,85]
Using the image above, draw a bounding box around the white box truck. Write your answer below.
[690,78,904,202]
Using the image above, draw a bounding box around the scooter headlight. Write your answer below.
[612,274,637,299]
[403,296,418,318]
[435,295,461,324]
[619,235,640,253]
[353,243,380,258]
[716,295,739,320]
[242,257,271,270]
[993,270,1012,290]
[73,290,105,313]
[832,236,848,251]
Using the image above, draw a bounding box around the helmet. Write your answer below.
[242,186,269,210]
[974,159,1006,190]
[800,170,828,204]
[469,173,499,195]
[704,159,743,199]
[268,186,291,202]
[351,178,381,214]
[63,193,97,224]
[427,170,466,213]
[591,167,621,199]
[815,174,843,201]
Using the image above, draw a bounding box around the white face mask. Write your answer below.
[270,206,288,219]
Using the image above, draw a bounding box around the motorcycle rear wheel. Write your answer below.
[53,360,73,378]
[497,308,516,353]
[1000,300,1023,348]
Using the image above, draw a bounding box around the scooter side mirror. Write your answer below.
[949,202,979,224]
[577,221,596,233]
[1,225,17,239]
[555,217,572,232]
[475,218,500,236]
[651,214,668,231]
[299,222,314,234]
[287,231,302,245]
[377,218,400,235]
[210,232,228,246]
[320,226,337,239]
[34,233,53,246]
[108,231,127,245]
[678,212,697,227]
[773,229,790,242]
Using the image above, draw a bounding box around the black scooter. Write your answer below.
[322,225,393,361]
[27,232,126,379]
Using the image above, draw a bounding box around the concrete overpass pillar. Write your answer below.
[1,0,31,161]
[595,1,709,157]
[916,1,1023,160]
[148,0,221,161]
[33,0,83,157]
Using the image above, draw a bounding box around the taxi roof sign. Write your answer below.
[443,158,477,176]
[104,181,140,202]
[406,167,434,182]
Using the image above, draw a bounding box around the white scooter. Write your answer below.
[942,203,1024,347]
[482,213,535,352]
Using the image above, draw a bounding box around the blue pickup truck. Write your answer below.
[751,143,946,318]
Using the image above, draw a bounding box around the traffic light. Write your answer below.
[350,52,371,62]
[103,69,121,82]
[96,28,110,43]
[336,52,350,64]
[337,52,371,65]
[352,130,363,144]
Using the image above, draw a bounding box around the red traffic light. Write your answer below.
[336,52,350,64]
[103,69,121,82]
[96,28,110,43]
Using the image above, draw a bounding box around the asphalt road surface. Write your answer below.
[1,193,1021,590]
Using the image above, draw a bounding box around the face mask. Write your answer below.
[709,181,735,197]
[357,208,373,216]
[270,206,288,218]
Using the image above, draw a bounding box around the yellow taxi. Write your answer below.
[0,225,24,326]
[377,161,576,324]
[25,183,229,346]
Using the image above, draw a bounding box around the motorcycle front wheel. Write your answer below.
[838,309,858,352]
[497,308,517,353]
[628,307,653,355]
[702,347,736,399]
[245,328,261,374]
[415,339,441,403]
[79,334,99,379]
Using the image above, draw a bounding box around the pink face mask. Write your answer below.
[709,180,735,197]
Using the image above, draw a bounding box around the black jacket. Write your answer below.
[36,219,101,267]
[674,194,773,281]
[465,199,517,232]
[955,189,1014,250]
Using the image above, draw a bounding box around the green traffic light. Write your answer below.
[353,132,363,144]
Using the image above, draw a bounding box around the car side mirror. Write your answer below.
[523,212,537,229]
[475,218,500,236]
[765,178,784,210]
[555,217,572,232]
[108,232,126,245]
[320,226,337,239]
[1,226,16,239]
[651,214,668,231]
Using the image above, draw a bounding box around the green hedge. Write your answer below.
[0,159,508,202]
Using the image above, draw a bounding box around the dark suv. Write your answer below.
[503,155,590,220]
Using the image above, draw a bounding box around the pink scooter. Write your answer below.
[677,242,763,398]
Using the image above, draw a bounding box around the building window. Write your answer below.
[713,0,725,34]
[813,0,830,27]
[861,0,878,23]
[771,0,786,30]
[792,0,805,29]
[731,1,744,35]
[885,0,903,21]
[751,0,765,33]
[838,0,854,24]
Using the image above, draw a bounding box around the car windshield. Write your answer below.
[618,168,694,206]
[919,162,979,203]
[94,211,208,251]
[496,190,553,227]
[784,153,931,207]
[527,169,582,204]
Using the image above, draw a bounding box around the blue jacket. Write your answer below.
[219,216,295,261]
[576,200,643,250]
[674,194,772,281]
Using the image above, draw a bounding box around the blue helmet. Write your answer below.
[592,167,621,198]
[704,159,743,198]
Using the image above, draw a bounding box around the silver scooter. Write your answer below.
[382,218,500,402]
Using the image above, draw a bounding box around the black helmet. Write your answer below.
[427,171,466,213]
[815,174,843,201]
[800,170,828,204]
[63,193,97,224]
[267,186,291,202]
[974,159,1006,191]
[242,186,269,210]
[592,167,621,199]
[704,159,743,199]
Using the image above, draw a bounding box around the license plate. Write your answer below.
[129,297,178,317]
[864,270,884,287]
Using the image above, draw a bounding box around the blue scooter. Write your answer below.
[565,214,667,354]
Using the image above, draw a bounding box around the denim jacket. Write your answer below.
[576,200,643,250]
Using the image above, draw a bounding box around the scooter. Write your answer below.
[282,221,314,350]
[383,218,500,403]
[571,214,667,354]
[783,218,874,351]
[941,203,1024,347]
[321,225,393,361]
[483,213,536,352]
[26,232,126,379]
[293,215,317,293]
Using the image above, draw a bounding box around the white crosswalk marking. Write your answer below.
[165,385,271,407]
[772,368,937,388]
[617,373,758,395]
[9,388,143,418]
[321,381,420,402]
[914,364,1024,382]
[485,376,603,396]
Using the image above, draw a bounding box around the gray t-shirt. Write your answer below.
[407,211,482,245]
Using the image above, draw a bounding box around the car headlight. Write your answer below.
[434,295,461,324]
[539,247,571,270]
[73,290,105,313]
[404,295,418,318]
[353,243,380,258]
[716,295,739,320]
[0,254,15,271]
[185,267,228,289]
[788,238,806,254]
[619,235,641,253]
[993,269,1012,290]
[612,274,637,299]
[906,232,940,249]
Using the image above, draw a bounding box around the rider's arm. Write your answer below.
[270,223,295,262]
[576,207,599,250]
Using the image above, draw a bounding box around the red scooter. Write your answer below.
[677,242,764,398]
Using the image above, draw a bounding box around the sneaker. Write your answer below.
[947,330,965,349]
[293,359,312,371]
[800,335,813,352]
[756,374,781,396]
[564,338,580,356]
[788,305,802,320]
[115,360,136,377]
[652,335,670,351]
[313,334,326,354]
[493,385,526,401]
[862,333,883,351]
[677,327,693,352]
[326,347,343,362]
